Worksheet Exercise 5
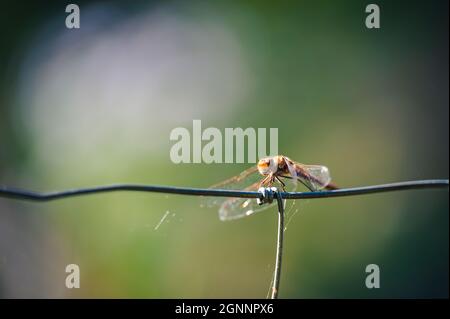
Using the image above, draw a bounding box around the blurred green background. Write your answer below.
[0,0,448,298]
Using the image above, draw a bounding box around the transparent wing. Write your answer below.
[204,166,298,221]
[217,181,272,221]
[209,166,260,190]
[201,167,268,221]
[295,164,331,191]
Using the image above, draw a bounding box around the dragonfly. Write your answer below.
[207,155,338,221]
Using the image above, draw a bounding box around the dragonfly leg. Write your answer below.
[274,176,287,192]
[259,173,275,188]
[267,174,275,187]
[258,174,271,188]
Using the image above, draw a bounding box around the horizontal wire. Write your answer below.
[283,179,449,199]
[0,179,448,202]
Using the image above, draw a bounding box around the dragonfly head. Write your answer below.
[257,157,277,175]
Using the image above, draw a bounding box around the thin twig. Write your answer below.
[0,180,448,202]
[271,191,285,299]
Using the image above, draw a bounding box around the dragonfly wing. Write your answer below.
[297,164,331,191]
[217,181,276,221]
[203,166,276,221]
[209,166,260,190]
[220,176,302,221]
[219,179,299,221]
[203,166,261,208]
[276,159,306,191]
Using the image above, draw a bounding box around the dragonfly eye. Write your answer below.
[257,159,269,167]
[257,158,273,175]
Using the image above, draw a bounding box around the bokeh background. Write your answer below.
[0,0,448,298]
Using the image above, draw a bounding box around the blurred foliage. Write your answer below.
[0,0,448,298]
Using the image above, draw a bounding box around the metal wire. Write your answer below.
[0,178,448,299]
[0,179,448,202]
[271,191,285,299]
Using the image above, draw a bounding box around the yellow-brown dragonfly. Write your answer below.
[207,155,338,221]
